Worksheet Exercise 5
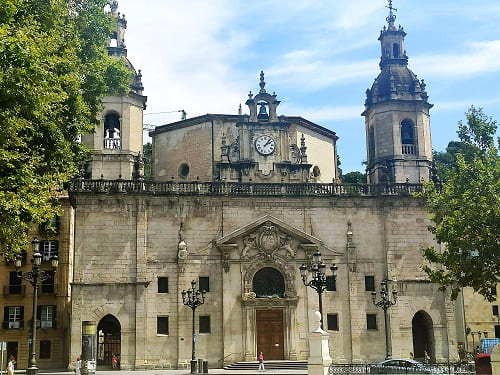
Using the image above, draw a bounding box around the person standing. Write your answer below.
[7,356,15,375]
[258,352,265,372]
[75,356,81,375]
[111,354,118,370]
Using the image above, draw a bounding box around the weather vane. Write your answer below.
[386,0,397,26]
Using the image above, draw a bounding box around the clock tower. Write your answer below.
[218,72,312,183]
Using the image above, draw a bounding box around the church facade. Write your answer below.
[65,2,464,370]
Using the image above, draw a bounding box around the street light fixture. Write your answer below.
[299,250,338,330]
[181,280,206,374]
[371,279,397,360]
[15,237,59,375]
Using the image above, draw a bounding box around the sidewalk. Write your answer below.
[34,370,307,375]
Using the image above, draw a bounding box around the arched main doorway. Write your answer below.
[97,315,121,368]
[253,267,285,360]
[412,310,435,363]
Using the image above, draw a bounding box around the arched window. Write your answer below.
[401,119,414,145]
[104,113,121,149]
[253,267,285,298]
[393,43,400,58]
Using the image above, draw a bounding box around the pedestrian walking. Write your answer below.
[75,356,81,375]
[7,356,15,375]
[258,351,265,372]
[112,354,118,370]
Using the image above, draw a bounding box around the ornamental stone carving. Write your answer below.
[242,259,297,299]
[241,221,296,261]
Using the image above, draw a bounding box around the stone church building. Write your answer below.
[67,1,460,370]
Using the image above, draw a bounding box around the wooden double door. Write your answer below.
[256,309,284,360]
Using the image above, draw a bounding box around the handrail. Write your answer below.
[69,179,426,197]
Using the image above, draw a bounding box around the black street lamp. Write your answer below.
[299,250,338,330]
[15,237,59,375]
[371,279,397,360]
[181,280,206,374]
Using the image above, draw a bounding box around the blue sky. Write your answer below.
[116,0,500,173]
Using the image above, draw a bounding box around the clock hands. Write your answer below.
[263,138,273,147]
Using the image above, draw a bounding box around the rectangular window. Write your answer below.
[367,314,377,330]
[39,340,51,359]
[365,276,375,292]
[326,276,337,291]
[327,314,339,331]
[158,277,168,293]
[41,240,58,261]
[157,316,169,335]
[199,277,210,293]
[9,271,22,295]
[40,215,60,233]
[492,286,498,299]
[38,306,56,328]
[4,306,23,329]
[493,305,499,316]
[41,271,55,294]
[199,315,210,334]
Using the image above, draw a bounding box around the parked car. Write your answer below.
[370,359,444,374]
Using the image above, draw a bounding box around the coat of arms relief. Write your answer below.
[241,222,296,261]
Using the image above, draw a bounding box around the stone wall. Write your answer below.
[70,192,459,368]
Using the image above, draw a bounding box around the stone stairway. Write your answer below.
[224,360,308,371]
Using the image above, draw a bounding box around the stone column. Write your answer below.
[308,311,332,375]
[492,344,500,375]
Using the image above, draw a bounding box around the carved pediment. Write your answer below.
[217,215,320,258]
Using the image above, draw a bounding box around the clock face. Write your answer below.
[255,135,276,155]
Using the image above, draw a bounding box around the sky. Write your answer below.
[114,0,500,173]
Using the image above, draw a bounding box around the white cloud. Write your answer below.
[279,104,363,123]
[414,40,500,78]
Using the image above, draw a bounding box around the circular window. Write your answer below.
[178,163,190,179]
[253,267,285,298]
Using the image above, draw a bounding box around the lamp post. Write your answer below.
[15,238,59,375]
[371,279,397,360]
[299,250,338,330]
[181,280,206,374]
[471,332,476,355]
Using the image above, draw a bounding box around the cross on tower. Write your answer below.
[386,0,397,26]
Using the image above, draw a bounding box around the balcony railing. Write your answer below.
[2,320,24,329]
[69,179,425,197]
[37,319,57,329]
[402,144,417,155]
[2,285,26,296]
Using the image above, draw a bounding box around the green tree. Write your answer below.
[143,142,152,182]
[0,0,132,256]
[421,106,500,301]
[341,171,367,184]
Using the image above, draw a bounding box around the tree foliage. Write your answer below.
[0,0,132,256]
[341,171,367,184]
[421,106,500,301]
[143,142,152,182]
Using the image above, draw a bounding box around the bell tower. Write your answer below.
[83,0,147,180]
[217,72,311,183]
[362,0,433,184]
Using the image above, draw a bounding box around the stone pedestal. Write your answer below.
[308,311,332,375]
[492,344,500,375]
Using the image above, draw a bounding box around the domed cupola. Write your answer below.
[362,0,433,184]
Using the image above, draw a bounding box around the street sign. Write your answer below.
[193,334,197,343]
